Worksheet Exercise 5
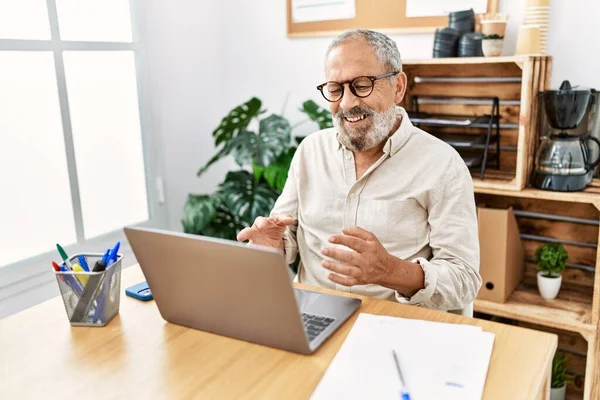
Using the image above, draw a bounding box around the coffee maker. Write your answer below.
[532,80,600,192]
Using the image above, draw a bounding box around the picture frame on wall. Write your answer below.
[287,0,499,38]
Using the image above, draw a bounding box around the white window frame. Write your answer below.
[0,0,165,310]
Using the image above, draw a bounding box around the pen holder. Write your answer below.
[54,253,123,327]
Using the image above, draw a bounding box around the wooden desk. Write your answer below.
[0,265,557,400]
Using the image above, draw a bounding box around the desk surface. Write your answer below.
[0,265,557,400]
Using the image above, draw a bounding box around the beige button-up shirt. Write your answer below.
[270,106,481,311]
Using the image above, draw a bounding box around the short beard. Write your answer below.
[334,104,398,151]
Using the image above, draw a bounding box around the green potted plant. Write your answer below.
[534,242,568,299]
[182,97,331,245]
[551,352,571,400]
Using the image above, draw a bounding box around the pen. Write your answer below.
[56,243,72,270]
[107,241,120,265]
[392,350,411,400]
[78,255,90,272]
[56,262,84,296]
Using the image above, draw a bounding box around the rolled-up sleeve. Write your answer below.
[269,150,300,265]
[395,162,482,311]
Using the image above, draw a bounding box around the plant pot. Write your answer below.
[537,272,562,299]
[482,39,504,57]
[481,20,507,37]
[550,385,566,400]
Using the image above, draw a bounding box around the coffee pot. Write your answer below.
[533,81,600,191]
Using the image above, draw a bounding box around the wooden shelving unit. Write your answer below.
[404,56,599,399]
[473,187,600,400]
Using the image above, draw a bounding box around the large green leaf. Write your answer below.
[260,147,295,191]
[218,170,279,226]
[200,205,245,241]
[213,97,263,146]
[182,194,217,234]
[300,100,333,130]
[227,114,291,167]
[197,97,264,176]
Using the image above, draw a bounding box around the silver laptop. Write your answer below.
[124,226,361,354]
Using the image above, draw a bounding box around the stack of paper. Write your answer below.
[311,313,495,400]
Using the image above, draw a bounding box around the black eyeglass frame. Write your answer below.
[316,71,400,102]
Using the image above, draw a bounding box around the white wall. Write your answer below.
[151,0,600,232]
[139,0,233,231]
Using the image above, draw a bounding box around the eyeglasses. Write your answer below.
[316,71,399,103]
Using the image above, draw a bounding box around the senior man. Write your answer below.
[237,29,481,313]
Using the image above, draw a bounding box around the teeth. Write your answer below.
[345,114,367,122]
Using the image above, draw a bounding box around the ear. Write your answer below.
[394,72,408,104]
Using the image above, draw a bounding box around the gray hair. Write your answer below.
[326,29,402,74]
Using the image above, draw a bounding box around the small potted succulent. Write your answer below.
[481,34,504,57]
[535,242,568,300]
[551,352,571,400]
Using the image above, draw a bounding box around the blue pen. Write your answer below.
[101,249,110,264]
[78,255,90,272]
[107,241,120,265]
[392,350,411,400]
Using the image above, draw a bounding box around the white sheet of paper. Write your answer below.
[310,313,495,400]
[291,0,356,23]
[405,0,488,18]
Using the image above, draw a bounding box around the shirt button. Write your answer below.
[345,154,351,160]
[349,193,356,199]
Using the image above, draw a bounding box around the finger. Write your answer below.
[322,260,361,278]
[236,227,258,242]
[328,234,368,253]
[321,247,361,265]
[253,216,271,229]
[269,215,297,227]
[342,226,374,241]
[327,272,358,287]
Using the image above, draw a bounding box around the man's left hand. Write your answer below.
[321,226,392,287]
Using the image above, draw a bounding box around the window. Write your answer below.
[0,2,164,279]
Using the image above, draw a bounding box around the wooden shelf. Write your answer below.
[474,185,600,206]
[474,286,595,337]
[403,55,544,66]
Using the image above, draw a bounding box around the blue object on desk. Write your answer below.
[125,281,153,301]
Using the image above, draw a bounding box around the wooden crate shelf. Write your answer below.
[474,286,595,337]
[403,55,551,191]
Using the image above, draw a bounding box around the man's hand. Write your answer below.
[321,227,393,287]
[236,215,296,250]
[321,226,425,297]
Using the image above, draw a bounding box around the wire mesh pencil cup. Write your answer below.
[54,253,123,327]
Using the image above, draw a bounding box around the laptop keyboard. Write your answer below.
[302,313,335,342]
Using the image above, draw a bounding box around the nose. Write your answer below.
[339,84,360,111]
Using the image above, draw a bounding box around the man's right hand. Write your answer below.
[236,215,296,250]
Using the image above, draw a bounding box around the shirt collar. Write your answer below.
[336,106,412,156]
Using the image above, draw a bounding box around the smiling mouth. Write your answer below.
[344,114,369,123]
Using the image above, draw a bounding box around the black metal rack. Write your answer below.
[408,95,501,179]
